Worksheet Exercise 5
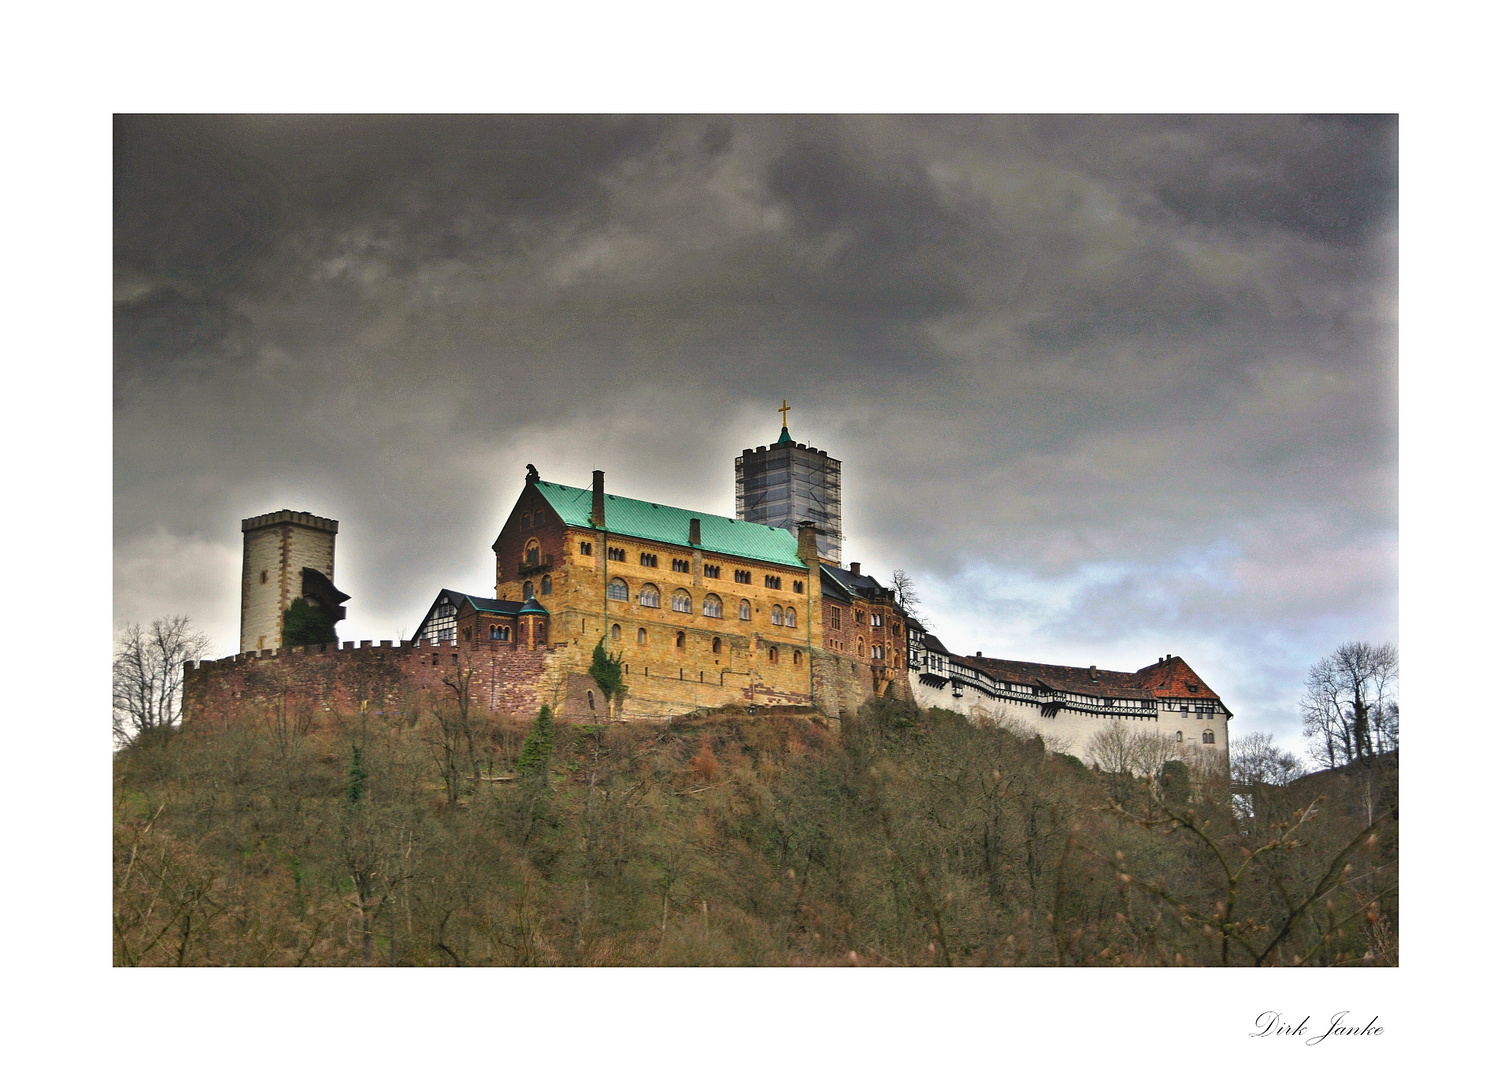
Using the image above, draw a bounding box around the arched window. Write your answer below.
[703,594,722,618]
[671,589,692,613]
[771,606,782,625]
[502,625,511,642]
[607,577,629,602]
[739,599,750,621]
[712,637,722,654]
[785,607,797,628]
[523,581,534,599]
[1175,730,1183,743]
[636,627,646,645]
[525,540,540,566]
[858,641,865,656]
[1202,730,1215,745]
[676,631,686,649]
[541,574,552,595]
[534,509,544,526]
[610,623,621,641]
[768,646,778,663]
[640,584,662,608]
[793,650,803,666]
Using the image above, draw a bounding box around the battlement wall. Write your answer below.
[184,639,549,725]
[241,509,339,534]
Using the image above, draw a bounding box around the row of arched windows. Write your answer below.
[607,623,728,655]
[766,647,804,666]
[606,580,776,623]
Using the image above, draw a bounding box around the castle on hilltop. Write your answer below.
[184,407,1231,769]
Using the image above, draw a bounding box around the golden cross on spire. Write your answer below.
[779,399,791,427]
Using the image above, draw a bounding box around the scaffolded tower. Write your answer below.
[734,402,843,564]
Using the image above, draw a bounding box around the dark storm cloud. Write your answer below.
[113,115,1396,753]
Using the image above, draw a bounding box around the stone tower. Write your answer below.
[239,510,346,653]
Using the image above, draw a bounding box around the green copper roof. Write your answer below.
[533,481,806,569]
[774,425,794,446]
[518,595,548,616]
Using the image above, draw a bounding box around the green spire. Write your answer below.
[775,426,794,446]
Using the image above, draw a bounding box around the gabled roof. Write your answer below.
[437,588,525,617]
[531,480,807,568]
[820,563,890,601]
[1130,656,1221,700]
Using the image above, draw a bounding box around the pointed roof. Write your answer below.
[775,425,795,447]
[518,595,548,616]
[531,480,806,568]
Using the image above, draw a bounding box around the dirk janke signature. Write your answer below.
[1251,1011,1383,1045]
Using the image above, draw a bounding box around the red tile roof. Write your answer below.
[956,653,1224,706]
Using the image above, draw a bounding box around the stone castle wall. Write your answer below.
[184,639,551,726]
[184,636,883,729]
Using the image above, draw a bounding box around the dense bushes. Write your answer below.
[113,699,1397,966]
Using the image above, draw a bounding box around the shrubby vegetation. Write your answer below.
[282,598,338,648]
[113,696,1396,967]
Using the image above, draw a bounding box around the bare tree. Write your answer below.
[113,616,210,747]
[890,569,929,628]
[1086,719,1141,775]
[1301,642,1399,768]
[1230,731,1305,789]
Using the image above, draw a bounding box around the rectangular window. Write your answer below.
[829,606,840,629]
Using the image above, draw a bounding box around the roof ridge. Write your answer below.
[532,478,806,568]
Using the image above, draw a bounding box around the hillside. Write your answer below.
[113,700,1397,966]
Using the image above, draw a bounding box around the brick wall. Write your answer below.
[184,639,550,726]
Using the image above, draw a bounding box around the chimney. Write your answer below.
[976,651,982,658]
[1090,664,1099,681]
[591,470,605,528]
[689,517,701,546]
[796,521,818,567]
[850,561,861,576]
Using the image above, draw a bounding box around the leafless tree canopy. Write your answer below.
[113,616,210,747]
[1230,731,1306,789]
[1300,642,1398,768]
[889,569,928,628]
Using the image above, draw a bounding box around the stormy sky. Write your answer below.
[113,114,1397,752]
